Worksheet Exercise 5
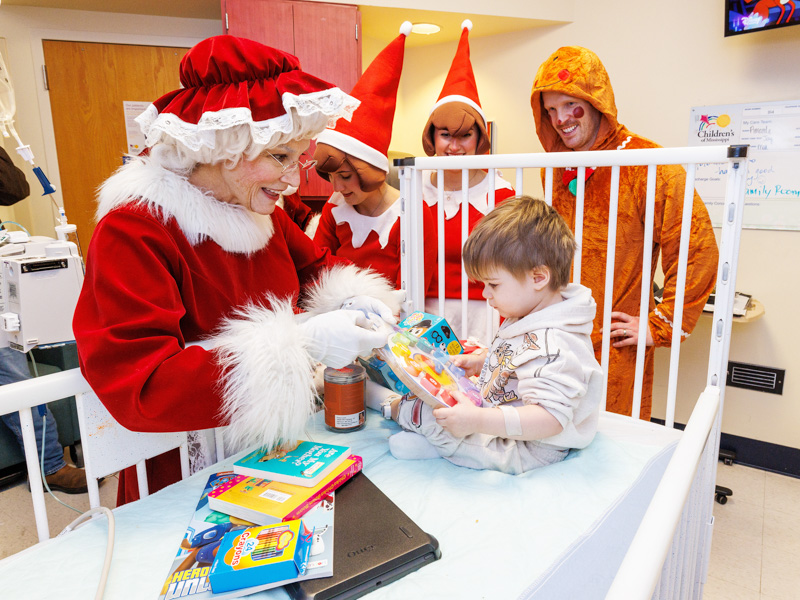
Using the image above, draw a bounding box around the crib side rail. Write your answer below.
[605,386,720,599]
[0,368,91,543]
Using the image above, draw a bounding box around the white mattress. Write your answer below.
[0,410,680,600]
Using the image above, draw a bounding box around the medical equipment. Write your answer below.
[0,231,84,353]
[0,50,56,196]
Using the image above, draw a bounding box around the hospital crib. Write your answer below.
[0,145,746,598]
[395,144,748,599]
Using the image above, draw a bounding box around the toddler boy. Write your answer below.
[390,196,602,473]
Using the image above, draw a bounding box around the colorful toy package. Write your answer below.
[361,311,463,395]
[399,311,463,355]
[377,326,483,410]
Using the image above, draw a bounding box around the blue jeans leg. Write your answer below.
[0,348,66,476]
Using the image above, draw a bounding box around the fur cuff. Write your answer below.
[211,298,317,452]
[301,263,403,317]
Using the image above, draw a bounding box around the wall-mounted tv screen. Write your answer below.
[725,0,800,36]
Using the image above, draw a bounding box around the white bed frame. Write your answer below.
[396,144,748,599]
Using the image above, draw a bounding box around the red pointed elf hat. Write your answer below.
[135,35,359,152]
[430,20,485,125]
[315,21,412,173]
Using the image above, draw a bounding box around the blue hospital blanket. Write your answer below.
[0,411,679,599]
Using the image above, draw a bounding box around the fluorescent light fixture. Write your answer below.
[411,23,441,35]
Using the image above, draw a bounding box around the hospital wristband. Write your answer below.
[498,405,522,437]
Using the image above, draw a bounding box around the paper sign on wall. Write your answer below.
[688,100,800,230]
[123,100,150,156]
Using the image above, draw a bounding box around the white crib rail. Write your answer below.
[397,144,749,599]
[0,368,90,543]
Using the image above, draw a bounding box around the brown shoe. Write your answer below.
[44,464,88,495]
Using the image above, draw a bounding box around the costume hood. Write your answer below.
[530,46,624,153]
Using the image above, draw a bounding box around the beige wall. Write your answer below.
[2,1,798,450]
[388,0,799,450]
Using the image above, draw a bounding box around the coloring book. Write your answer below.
[157,471,335,600]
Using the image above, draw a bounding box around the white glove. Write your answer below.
[341,295,398,324]
[299,309,388,369]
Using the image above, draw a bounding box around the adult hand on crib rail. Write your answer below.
[604,312,654,348]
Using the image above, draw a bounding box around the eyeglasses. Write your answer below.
[264,150,317,173]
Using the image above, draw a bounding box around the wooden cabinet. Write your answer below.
[222,0,362,200]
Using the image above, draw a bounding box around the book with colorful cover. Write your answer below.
[208,455,361,525]
[157,471,335,600]
[208,520,312,593]
[233,440,351,487]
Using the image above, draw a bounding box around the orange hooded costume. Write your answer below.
[530,47,718,420]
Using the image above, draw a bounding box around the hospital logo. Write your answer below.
[695,114,734,143]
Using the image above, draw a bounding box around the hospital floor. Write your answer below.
[0,457,798,598]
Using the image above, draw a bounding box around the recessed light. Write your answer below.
[411,23,441,35]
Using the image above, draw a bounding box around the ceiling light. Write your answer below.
[411,23,441,35]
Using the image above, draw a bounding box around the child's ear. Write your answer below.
[530,267,551,290]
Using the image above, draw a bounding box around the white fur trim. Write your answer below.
[399,21,413,36]
[304,212,321,239]
[461,19,473,31]
[96,158,274,254]
[302,263,402,316]
[316,129,389,172]
[212,298,317,452]
[428,94,486,124]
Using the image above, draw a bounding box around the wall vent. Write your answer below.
[727,361,785,395]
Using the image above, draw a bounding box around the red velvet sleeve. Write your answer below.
[312,202,341,255]
[277,205,347,287]
[73,211,226,433]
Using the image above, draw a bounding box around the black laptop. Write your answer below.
[285,473,441,600]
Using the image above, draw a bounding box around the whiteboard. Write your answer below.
[688,100,800,230]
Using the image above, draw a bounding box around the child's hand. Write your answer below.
[432,390,483,438]
[449,350,486,378]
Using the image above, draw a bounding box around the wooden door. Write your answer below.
[222,0,295,54]
[223,0,361,201]
[291,1,360,95]
[42,41,188,257]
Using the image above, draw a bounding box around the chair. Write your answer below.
[0,367,225,542]
[74,384,191,510]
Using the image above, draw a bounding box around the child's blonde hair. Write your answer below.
[463,195,577,290]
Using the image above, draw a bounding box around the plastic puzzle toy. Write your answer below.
[377,327,483,409]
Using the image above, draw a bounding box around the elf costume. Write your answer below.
[420,21,515,341]
[313,22,437,291]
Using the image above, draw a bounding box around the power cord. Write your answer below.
[57,506,116,600]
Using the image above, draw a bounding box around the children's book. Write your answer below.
[157,471,335,600]
[233,440,351,487]
[207,455,362,525]
[208,519,312,593]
